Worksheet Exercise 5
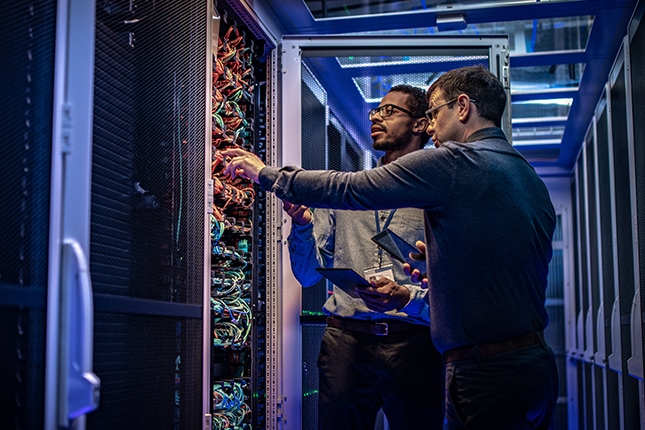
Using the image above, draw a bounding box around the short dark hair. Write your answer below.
[427,65,506,127]
[389,84,428,118]
[388,84,431,147]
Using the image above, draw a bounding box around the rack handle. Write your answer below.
[62,239,100,421]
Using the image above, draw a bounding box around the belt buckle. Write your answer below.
[371,322,389,336]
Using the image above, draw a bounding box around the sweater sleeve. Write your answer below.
[258,149,448,212]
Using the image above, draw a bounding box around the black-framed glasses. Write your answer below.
[368,103,415,121]
[425,97,477,122]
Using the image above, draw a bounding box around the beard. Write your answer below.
[372,127,415,151]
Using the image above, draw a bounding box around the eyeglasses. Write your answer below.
[368,103,415,121]
[425,97,477,122]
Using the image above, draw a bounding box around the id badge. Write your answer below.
[363,265,394,283]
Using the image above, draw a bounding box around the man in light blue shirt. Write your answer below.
[282,85,443,430]
[284,85,443,430]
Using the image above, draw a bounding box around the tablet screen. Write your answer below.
[371,228,419,263]
[316,268,370,297]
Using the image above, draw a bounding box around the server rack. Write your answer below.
[2,1,60,427]
[627,5,645,425]
[569,3,645,426]
[208,1,272,428]
[2,0,104,427]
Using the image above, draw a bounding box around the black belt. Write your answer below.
[443,331,544,363]
[326,316,418,337]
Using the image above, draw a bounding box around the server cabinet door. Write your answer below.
[1,0,99,428]
[87,1,211,428]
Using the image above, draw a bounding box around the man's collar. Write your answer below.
[465,127,507,143]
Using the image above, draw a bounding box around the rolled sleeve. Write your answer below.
[395,284,430,323]
[286,221,324,287]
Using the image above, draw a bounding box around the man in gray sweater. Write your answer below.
[222,65,559,429]
[282,84,443,430]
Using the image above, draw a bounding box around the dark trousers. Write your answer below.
[317,323,444,430]
[444,340,559,429]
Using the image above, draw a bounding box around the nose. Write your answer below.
[426,120,435,136]
[426,121,440,147]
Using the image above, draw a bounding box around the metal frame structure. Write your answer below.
[276,34,509,429]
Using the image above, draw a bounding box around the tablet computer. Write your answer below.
[371,228,419,264]
[316,268,371,298]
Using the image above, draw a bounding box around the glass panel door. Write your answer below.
[278,35,510,429]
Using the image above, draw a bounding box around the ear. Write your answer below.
[457,94,474,122]
[413,117,429,134]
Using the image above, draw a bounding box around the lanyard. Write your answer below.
[374,209,396,233]
[375,209,396,265]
